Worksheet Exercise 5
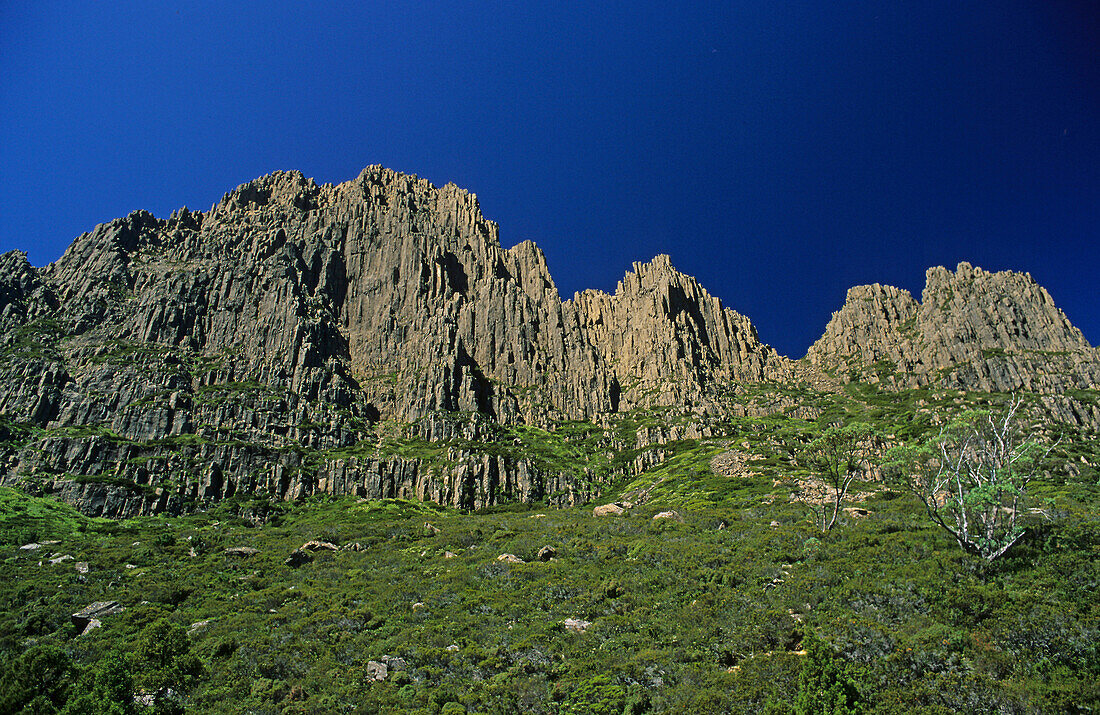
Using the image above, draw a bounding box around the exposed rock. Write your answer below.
[563,618,592,633]
[497,553,524,564]
[593,503,625,517]
[536,545,557,561]
[444,551,457,559]
[0,166,797,516]
[19,543,43,551]
[381,655,407,671]
[188,619,212,634]
[807,262,1100,401]
[0,168,1097,519]
[569,254,795,410]
[78,619,103,636]
[366,661,388,681]
[710,451,758,479]
[72,601,123,633]
[652,510,682,521]
[75,561,89,573]
[47,554,74,565]
[300,540,338,552]
[225,546,259,556]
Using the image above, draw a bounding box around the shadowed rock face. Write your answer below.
[0,168,1097,515]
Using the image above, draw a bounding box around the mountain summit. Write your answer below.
[1,167,1096,516]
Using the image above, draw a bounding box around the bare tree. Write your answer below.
[886,395,1054,561]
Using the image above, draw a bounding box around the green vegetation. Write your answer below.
[886,397,1057,561]
[801,423,874,533]
[0,316,66,362]
[0,487,96,547]
[0,383,1097,712]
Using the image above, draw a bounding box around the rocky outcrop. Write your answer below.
[1,168,1097,517]
[10,167,788,424]
[571,255,794,410]
[806,262,1100,394]
[0,166,792,516]
[9,427,594,517]
[0,251,57,330]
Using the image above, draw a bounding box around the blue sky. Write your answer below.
[1,1,1097,356]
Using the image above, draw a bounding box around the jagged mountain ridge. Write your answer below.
[29,166,790,423]
[0,166,1097,516]
[807,263,1100,413]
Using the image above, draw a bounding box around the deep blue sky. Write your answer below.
[1,1,1097,357]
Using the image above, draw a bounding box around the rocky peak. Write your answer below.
[2,167,1098,518]
[807,262,1099,392]
[215,170,320,213]
[570,254,792,409]
[919,262,1090,353]
[0,251,57,332]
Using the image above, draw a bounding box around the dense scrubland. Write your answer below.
[2,386,1097,714]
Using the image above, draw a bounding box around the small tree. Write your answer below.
[802,423,874,533]
[886,396,1052,561]
[132,618,205,713]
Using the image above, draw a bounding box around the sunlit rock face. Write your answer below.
[806,262,1100,399]
[1,168,1097,516]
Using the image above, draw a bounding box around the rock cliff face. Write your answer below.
[806,262,1100,395]
[0,168,1097,517]
[0,167,791,515]
[571,255,794,410]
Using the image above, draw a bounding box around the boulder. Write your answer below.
[593,503,624,517]
[188,619,212,635]
[652,510,681,521]
[79,619,103,636]
[72,601,123,633]
[537,545,557,561]
[497,553,525,564]
[367,661,388,681]
[563,618,592,633]
[301,540,338,552]
[381,655,407,671]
